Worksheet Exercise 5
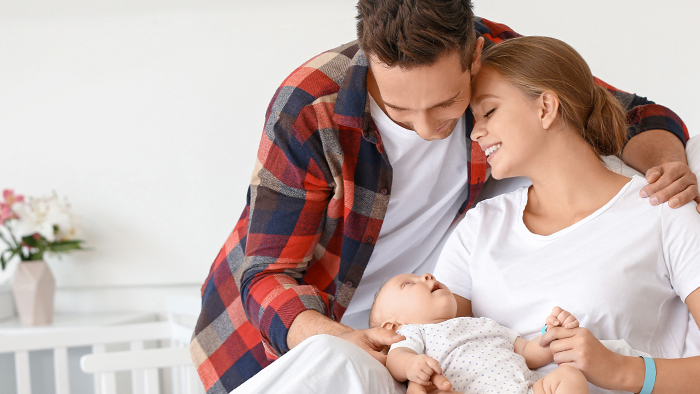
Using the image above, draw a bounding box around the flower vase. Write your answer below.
[12,260,55,326]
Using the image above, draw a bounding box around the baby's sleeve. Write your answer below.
[390,325,426,355]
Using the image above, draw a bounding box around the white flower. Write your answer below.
[12,193,79,242]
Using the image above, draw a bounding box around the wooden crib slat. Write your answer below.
[144,368,160,394]
[130,341,145,394]
[54,346,70,394]
[14,350,31,394]
[98,371,118,394]
[92,344,106,394]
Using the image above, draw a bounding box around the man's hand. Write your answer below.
[337,327,405,365]
[640,161,700,213]
[621,128,699,214]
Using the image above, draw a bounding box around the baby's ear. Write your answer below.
[381,321,400,332]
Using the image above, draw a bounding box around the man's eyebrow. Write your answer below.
[383,91,462,111]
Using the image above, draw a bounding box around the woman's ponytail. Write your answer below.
[584,85,628,157]
[480,36,629,159]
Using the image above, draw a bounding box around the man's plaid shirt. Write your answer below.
[190,17,689,393]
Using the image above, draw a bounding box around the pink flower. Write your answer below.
[0,203,18,223]
[2,190,24,207]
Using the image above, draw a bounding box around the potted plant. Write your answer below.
[0,190,85,325]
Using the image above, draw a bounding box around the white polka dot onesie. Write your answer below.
[391,317,537,393]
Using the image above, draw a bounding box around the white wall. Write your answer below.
[0,1,698,315]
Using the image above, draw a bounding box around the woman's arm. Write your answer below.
[643,288,700,393]
[542,290,700,393]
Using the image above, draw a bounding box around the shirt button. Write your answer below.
[380,188,388,195]
[365,236,373,243]
[345,280,354,287]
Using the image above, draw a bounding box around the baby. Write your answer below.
[369,273,587,394]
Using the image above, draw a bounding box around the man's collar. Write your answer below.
[333,43,379,144]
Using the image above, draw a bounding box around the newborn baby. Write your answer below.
[369,273,587,394]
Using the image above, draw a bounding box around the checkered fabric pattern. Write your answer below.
[190,17,689,393]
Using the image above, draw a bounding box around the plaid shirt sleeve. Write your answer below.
[239,69,340,357]
[477,18,689,146]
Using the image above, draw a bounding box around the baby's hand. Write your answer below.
[405,354,448,388]
[546,306,579,330]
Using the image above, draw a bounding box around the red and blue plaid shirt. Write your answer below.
[190,17,689,393]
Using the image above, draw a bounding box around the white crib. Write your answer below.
[0,296,204,394]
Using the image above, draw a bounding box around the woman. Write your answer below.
[433,36,700,393]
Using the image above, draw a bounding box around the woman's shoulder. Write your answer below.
[621,175,698,218]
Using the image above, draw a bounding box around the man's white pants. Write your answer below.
[232,334,405,394]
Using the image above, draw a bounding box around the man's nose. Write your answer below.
[413,113,439,138]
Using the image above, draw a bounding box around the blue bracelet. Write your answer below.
[639,356,656,394]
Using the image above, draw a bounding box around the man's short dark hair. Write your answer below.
[356,0,477,71]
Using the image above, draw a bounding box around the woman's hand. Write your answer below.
[407,377,459,394]
[540,326,627,389]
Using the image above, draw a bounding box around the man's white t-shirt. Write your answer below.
[341,95,470,329]
[434,176,700,393]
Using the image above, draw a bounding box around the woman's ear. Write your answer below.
[539,91,560,130]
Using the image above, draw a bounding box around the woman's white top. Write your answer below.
[435,176,700,391]
[341,95,470,329]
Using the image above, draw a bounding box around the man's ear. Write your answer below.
[470,37,485,77]
[539,91,560,130]
[381,321,400,332]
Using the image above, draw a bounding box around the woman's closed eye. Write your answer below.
[484,108,496,118]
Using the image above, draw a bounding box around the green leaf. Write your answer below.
[22,235,41,248]
[1,249,22,269]
[49,240,84,253]
[26,251,43,260]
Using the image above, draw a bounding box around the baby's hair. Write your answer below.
[368,280,389,329]
[480,36,628,158]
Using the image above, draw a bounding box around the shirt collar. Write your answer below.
[333,44,379,144]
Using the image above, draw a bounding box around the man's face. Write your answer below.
[367,42,482,141]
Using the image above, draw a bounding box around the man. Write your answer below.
[190,1,698,392]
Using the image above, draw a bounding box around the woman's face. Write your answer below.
[469,66,547,180]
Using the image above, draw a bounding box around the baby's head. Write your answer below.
[369,273,458,330]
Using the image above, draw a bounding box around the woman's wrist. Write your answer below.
[617,355,646,393]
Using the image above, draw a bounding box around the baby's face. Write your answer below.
[375,273,458,328]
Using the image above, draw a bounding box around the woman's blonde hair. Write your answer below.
[480,36,628,157]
